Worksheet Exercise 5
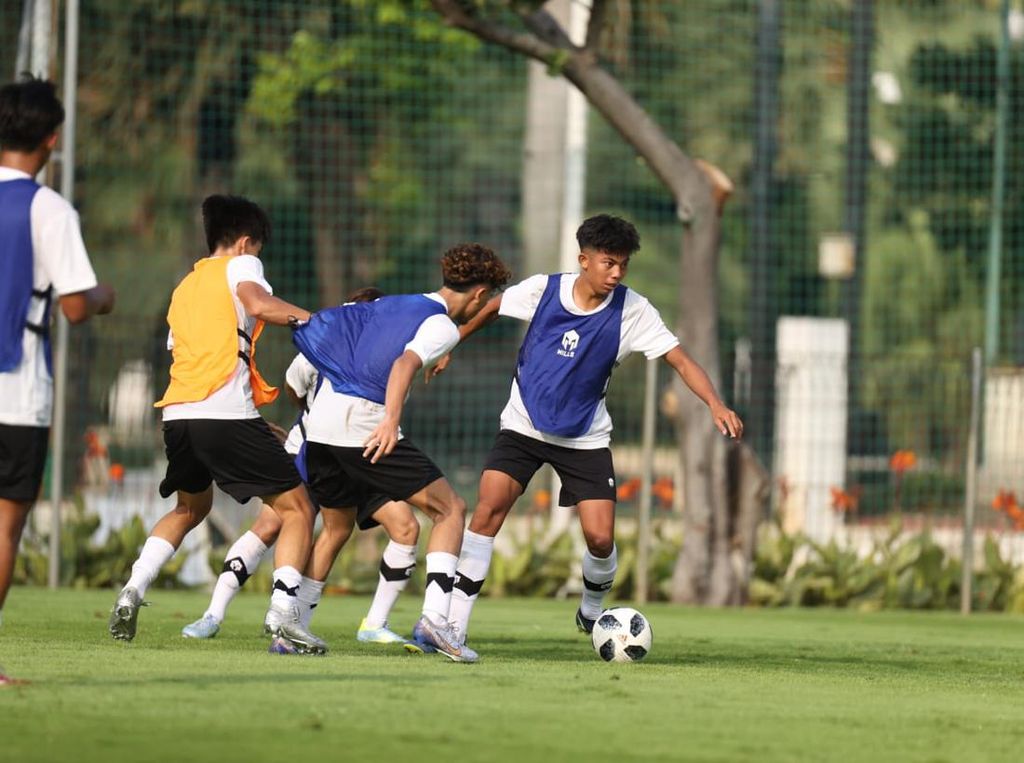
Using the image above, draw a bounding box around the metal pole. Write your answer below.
[47,0,79,590]
[960,347,983,615]
[634,358,657,604]
[15,0,34,76]
[748,0,781,464]
[550,0,592,531]
[985,0,1010,363]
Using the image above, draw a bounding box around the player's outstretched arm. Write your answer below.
[662,346,744,439]
[364,349,422,463]
[236,281,311,326]
[425,293,503,383]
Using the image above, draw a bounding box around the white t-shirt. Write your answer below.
[0,169,100,427]
[305,293,460,447]
[283,353,317,455]
[498,273,679,450]
[161,255,273,422]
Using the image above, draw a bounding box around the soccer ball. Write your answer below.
[591,607,653,663]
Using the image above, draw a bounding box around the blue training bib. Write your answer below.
[515,275,626,438]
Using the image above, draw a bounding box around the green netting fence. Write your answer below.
[3,0,1023,543]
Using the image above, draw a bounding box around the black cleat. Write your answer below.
[575,608,595,634]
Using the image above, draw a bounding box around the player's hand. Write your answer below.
[363,418,399,463]
[266,421,289,444]
[710,401,743,439]
[424,354,452,384]
[94,283,116,315]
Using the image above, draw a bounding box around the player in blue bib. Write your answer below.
[0,77,115,640]
[441,215,743,650]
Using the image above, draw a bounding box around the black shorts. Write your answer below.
[160,418,303,504]
[483,429,616,506]
[0,424,49,502]
[305,439,443,524]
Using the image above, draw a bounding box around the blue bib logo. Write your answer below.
[558,329,580,358]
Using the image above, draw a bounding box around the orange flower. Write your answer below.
[616,478,641,502]
[109,463,126,483]
[992,490,1018,513]
[889,450,917,474]
[532,489,551,511]
[830,486,861,513]
[652,477,674,506]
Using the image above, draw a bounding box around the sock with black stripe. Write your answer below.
[296,576,325,628]
[204,531,268,622]
[422,551,458,626]
[364,541,417,629]
[270,565,302,607]
[580,545,617,620]
[448,530,494,642]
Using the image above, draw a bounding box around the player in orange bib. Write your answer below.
[108,195,326,654]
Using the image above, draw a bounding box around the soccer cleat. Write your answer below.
[108,586,147,641]
[410,616,478,663]
[264,600,328,655]
[575,608,596,635]
[181,614,221,639]
[268,635,299,655]
[356,618,409,645]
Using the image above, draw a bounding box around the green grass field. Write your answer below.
[2,590,1024,762]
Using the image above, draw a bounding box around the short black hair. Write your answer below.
[576,214,640,256]
[201,195,271,253]
[0,75,65,152]
[347,286,385,303]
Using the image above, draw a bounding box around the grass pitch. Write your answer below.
[2,590,1024,763]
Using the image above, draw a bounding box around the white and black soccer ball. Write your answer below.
[591,607,652,663]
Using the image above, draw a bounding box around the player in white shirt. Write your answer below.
[0,77,115,635]
[294,244,511,662]
[440,215,743,649]
[181,289,424,646]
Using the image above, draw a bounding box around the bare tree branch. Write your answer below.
[430,0,564,64]
[518,8,576,50]
[585,0,610,51]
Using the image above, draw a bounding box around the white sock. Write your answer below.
[270,565,302,608]
[580,545,618,619]
[364,541,417,629]
[449,530,494,641]
[125,536,176,599]
[422,551,458,626]
[203,531,268,623]
[297,576,326,629]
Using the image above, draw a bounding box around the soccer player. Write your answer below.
[444,214,743,647]
[293,243,511,662]
[0,76,116,628]
[108,195,326,654]
[182,287,423,646]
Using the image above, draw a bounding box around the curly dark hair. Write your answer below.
[576,214,640,256]
[347,286,385,303]
[441,243,512,292]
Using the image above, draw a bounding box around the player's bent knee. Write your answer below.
[392,517,419,545]
[585,535,615,558]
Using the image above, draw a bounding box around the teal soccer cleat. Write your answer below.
[356,618,410,645]
[182,614,221,639]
